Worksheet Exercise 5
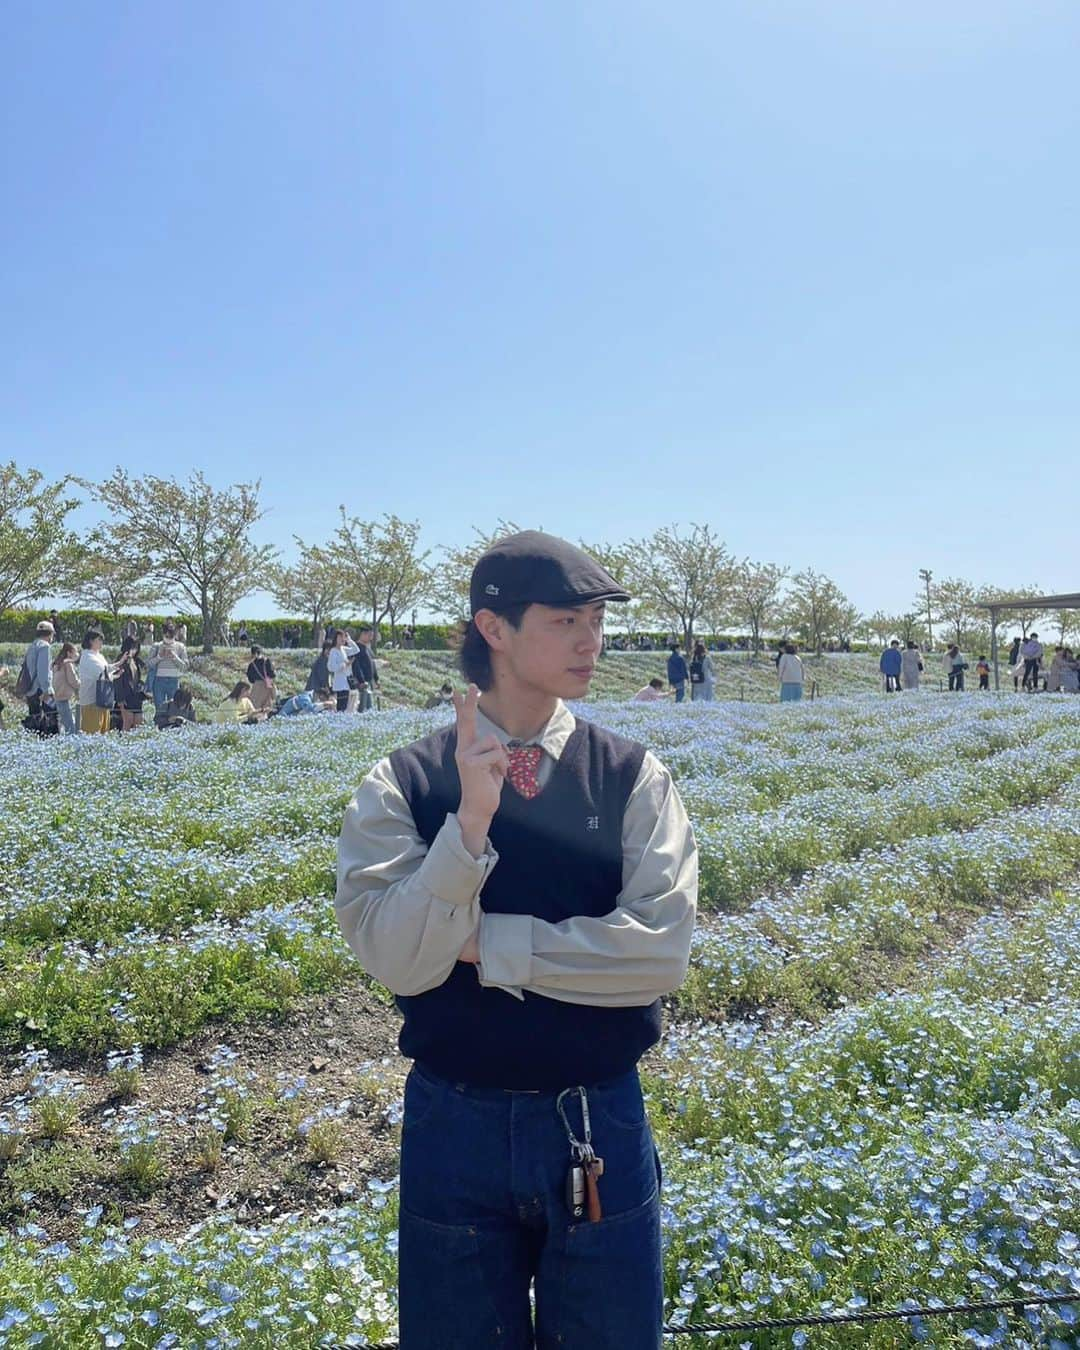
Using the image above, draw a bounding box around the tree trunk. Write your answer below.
[311,609,321,648]
[201,595,213,654]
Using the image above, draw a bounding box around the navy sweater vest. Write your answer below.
[389,718,661,1089]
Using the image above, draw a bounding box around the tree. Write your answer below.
[268,538,343,646]
[65,526,164,630]
[929,576,980,648]
[975,585,1044,642]
[784,569,851,657]
[428,519,527,624]
[622,523,736,653]
[834,600,862,651]
[82,471,278,653]
[0,462,82,611]
[730,561,788,657]
[1052,609,1079,645]
[336,511,433,642]
[867,611,894,646]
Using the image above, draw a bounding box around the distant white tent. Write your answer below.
[975,592,1080,690]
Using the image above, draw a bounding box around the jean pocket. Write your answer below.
[402,1064,443,1133]
[587,1071,647,1132]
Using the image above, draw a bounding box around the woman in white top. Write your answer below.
[900,642,923,691]
[327,629,360,712]
[777,643,805,702]
[77,628,119,734]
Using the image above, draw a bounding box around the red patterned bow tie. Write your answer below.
[506,744,543,799]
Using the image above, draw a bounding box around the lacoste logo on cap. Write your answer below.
[485,584,500,595]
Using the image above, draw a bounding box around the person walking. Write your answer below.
[689,641,716,702]
[51,642,80,735]
[350,624,380,711]
[113,636,149,730]
[246,645,277,713]
[327,629,360,711]
[666,643,689,703]
[335,530,697,1350]
[77,629,117,734]
[1021,633,1043,692]
[148,623,188,710]
[944,644,966,692]
[879,640,903,693]
[20,619,55,718]
[777,642,805,702]
[900,641,923,691]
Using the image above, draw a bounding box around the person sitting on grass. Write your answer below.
[154,685,196,730]
[214,680,265,725]
[632,677,670,702]
[424,682,455,710]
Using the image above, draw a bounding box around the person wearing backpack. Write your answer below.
[17,619,55,718]
[78,629,119,734]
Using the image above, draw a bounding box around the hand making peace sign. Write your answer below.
[452,683,509,826]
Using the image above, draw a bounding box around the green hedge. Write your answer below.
[0,609,872,653]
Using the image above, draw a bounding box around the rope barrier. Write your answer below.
[342,1289,1079,1347]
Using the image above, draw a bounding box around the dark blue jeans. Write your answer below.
[398,1062,663,1349]
[673,682,686,703]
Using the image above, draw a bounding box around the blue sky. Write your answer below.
[3,1,1077,621]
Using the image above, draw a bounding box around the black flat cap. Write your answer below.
[470,530,631,616]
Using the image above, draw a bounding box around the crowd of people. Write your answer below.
[0,618,386,736]
[5,617,1079,737]
[875,633,1080,695]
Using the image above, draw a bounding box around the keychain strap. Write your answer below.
[556,1085,594,1162]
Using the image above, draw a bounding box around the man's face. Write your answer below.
[486,601,605,698]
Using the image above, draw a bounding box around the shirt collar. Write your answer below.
[475,699,576,760]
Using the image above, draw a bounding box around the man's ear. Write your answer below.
[473,608,507,652]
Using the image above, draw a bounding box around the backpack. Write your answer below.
[689,659,704,683]
[13,656,33,699]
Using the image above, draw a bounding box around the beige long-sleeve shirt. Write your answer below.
[335,700,697,1007]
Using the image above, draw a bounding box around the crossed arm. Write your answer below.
[334,752,698,1006]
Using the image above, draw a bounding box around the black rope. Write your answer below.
[343,1289,1079,1347]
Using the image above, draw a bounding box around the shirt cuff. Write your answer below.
[417,813,498,909]
[477,912,533,996]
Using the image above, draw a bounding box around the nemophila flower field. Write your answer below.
[2,694,1080,1346]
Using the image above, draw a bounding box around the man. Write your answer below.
[666,642,689,703]
[21,620,55,717]
[880,640,903,693]
[350,624,380,711]
[1021,632,1044,692]
[335,530,697,1349]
